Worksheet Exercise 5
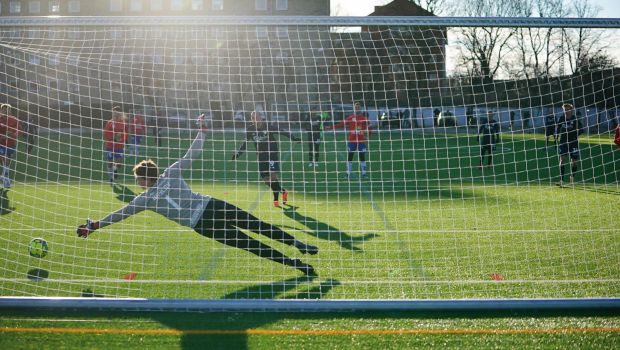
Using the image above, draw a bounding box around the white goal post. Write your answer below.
[0,15,618,311]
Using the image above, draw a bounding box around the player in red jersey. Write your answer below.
[326,102,372,179]
[128,113,146,156]
[0,104,20,189]
[103,106,128,183]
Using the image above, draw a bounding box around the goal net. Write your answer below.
[0,16,618,303]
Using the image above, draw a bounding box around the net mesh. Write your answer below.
[0,17,618,300]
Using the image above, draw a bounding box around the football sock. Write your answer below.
[560,165,565,180]
[572,166,577,177]
[346,162,352,174]
[270,181,282,201]
[360,161,367,175]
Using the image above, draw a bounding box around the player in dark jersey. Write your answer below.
[77,116,318,276]
[477,111,500,167]
[232,111,300,207]
[556,103,583,187]
[304,110,328,167]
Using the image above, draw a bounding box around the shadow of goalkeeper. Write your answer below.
[153,276,341,350]
[281,205,377,252]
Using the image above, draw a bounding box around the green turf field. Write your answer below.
[0,127,618,349]
[0,128,618,300]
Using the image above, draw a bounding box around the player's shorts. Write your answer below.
[131,135,142,145]
[558,142,579,159]
[0,146,15,158]
[348,142,367,153]
[258,156,279,178]
[480,144,493,153]
[105,148,124,161]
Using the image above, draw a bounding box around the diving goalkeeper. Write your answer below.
[77,115,318,276]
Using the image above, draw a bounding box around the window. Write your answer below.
[171,0,184,11]
[49,0,60,13]
[276,0,287,11]
[130,0,143,12]
[191,0,204,11]
[28,0,41,14]
[68,0,80,13]
[110,0,122,12]
[9,1,21,14]
[255,0,267,11]
[150,0,163,11]
[212,0,223,11]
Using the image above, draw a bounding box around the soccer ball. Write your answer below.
[29,238,48,258]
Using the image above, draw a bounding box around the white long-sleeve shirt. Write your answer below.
[98,131,211,229]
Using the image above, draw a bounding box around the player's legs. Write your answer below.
[211,199,317,254]
[558,154,567,186]
[358,143,367,177]
[479,146,488,167]
[569,146,580,185]
[307,136,316,165]
[0,148,15,188]
[312,136,321,165]
[346,142,357,176]
[195,202,316,274]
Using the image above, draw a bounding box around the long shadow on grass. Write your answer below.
[0,189,15,215]
[281,205,377,252]
[155,277,341,349]
[572,185,620,196]
[112,183,137,203]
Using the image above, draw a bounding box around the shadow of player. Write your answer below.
[154,276,341,350]
[0,189,15,215]
[112,183,137,203]
[282,205,377,252]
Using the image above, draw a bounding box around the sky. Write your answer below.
[331,0,620,18]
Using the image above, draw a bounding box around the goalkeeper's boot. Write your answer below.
[295,241,319,255]
[282,190,288,205]
[273,200,279,207]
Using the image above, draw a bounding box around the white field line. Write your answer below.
[1,278,618,285]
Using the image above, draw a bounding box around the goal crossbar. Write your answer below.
[0,16,619,28]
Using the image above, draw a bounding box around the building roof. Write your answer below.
[368,0,435,17]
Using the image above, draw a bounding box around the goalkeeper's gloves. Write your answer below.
[77,219,99,238]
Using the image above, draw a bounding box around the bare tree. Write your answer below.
[563,0,611,75]
[511,0,569,79]
[453,0,523,82]
[407,0,449,15]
